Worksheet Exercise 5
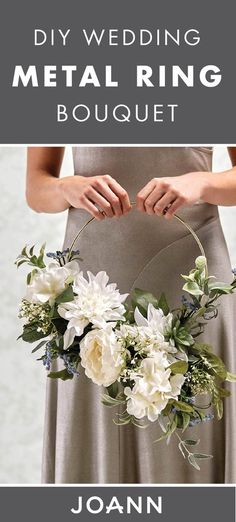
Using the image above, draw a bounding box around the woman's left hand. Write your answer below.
[136,171,210,219]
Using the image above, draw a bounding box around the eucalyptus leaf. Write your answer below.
[178,441,186,459]
[101,393,126,407]
[172,400,194,413]
[113,412,132,425]
[183,439,200,446]
[188,454,200,470]
[193,453,213,459]
[170,361,188,375]
[154,415,177,443]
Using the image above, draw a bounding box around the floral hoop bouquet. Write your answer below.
[16,207,236,470]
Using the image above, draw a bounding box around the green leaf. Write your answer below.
[15,259,27,268]
[215,398,223,420]
[195,256,207,271]
[193,453,213,459]
[161,402,173,416]
[184,439,200,446]
[191,342,212,355]
[174,326,194,347]
[178,441,186,459]
[188,454,200,470]
[208,281,233,293]
[172,400,194,413]
[22,324,48,343]
[157,293,170,315]
[102,393,126,407]
[31,340,47,353]
[182,413,190,432]
[22,245,27,257]
[154,415,177,443]
[203,352,227,380]
[131,288,159,315]
[48,369,73,381]
[226,371,236,382]
[106,381,119,399]
[182,281,203,296]
[169,361,188,375]
[29,245,35,256]
[55,285,74,304]
[217,387,231,398]
[113,413,132,426]
[131,418,148,429]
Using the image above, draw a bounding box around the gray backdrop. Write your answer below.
[0,0,236,143]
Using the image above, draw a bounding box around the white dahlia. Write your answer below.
[58,270,128,336]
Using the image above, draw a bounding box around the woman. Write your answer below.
[26,146,236,484]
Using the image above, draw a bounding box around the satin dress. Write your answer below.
[41,147,236,484]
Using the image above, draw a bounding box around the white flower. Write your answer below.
[134,303,173,337]
[63,327,77,350]
[80,324,125,387]
[133,304,183,359]
[25,261,79,305]
[124,354,185,422]
[58,270,128,336]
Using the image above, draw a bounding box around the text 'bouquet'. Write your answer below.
[16,215,236,470]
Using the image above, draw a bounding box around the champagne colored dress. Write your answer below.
[41,147,236,484]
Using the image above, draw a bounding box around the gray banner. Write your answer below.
[0,486,234,521]
[0,0,236,143]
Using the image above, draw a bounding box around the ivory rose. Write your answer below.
[80,325,125,387]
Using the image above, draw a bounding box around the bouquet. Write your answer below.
[16,213,236,470]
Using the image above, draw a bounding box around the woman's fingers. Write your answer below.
[85,186,114,217]
[80,196,105,221]
[153,191,177,216]
[164,197,185,219]
[107,176,131,214]
[92,175,130,217]
[136,179,157,212]
[136,178,187,218]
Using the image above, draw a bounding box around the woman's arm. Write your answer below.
[26,147,131,219]
[26,147,67,213]
[136,147,236,219]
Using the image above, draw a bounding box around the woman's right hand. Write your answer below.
[59,174,131,220]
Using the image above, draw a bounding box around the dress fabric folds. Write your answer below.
[41,147,236,484]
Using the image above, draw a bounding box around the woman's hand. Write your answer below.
[59,174,131,221]
[136,172,210,219]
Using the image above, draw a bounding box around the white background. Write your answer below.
[0,146,235,483]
